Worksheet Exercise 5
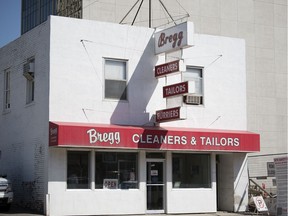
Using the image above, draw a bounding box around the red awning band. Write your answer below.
[49,121,260,152]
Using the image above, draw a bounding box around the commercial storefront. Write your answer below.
[1,16,261,215]
[48,122,259,215]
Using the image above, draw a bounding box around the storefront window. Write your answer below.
[67,151,90,189]
[172,153,211,188]
[95,152,138,189]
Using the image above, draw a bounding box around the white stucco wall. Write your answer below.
[48,16,247,130]
[46,16,248,215]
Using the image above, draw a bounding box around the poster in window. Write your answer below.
[103,179,118,189]
[151,170,158,176]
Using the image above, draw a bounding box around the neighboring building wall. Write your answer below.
[82,0,288,178]
[0,22,50,210]
[248,153,288,195]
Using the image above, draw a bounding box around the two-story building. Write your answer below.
[0,16,259,215]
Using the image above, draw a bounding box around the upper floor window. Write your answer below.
[182,66,203,105]
[104,59,127,100]
[3,69,11,111]
[23,58,35,104]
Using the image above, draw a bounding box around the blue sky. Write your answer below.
[0,0,21,48]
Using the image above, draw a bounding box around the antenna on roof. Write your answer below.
[119,0,189,28]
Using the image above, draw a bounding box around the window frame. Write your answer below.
[103,58,128,101]
[182,66,204,105]
[95,151,139,190]
[25,58,35,105]
[172,153,211,189]
[3,69,11,111]
[67,150,91,190]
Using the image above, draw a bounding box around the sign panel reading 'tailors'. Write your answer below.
[163,81,196,98]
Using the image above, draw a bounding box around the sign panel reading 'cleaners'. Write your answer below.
[154,22,194,55]
[49,122,260,152]
[155,60,184,78]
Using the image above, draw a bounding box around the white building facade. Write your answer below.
[0,16,260,215]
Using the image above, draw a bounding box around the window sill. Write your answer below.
[25,101,35,108]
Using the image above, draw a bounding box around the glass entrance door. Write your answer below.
[146,161,164,213]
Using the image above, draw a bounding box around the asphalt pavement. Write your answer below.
[0,204,266,216]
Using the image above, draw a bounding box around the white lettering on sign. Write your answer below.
[156,108,179,121]
[50,127,58,136]
[132,134,187,145]
[155,61,179,77]
[200,137,240,146]
[87,129,120,145]
[165,83,186,96]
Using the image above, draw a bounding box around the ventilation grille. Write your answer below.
[184,95,202,105]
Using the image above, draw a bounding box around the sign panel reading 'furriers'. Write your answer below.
[156,107,186,122]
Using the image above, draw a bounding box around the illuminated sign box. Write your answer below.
[154,22,194,55]
[156,107,186,123]
[155,60,185,78]
[163,81,195,98]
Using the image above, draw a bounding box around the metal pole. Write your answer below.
[149,0,151,28]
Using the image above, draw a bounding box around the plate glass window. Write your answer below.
[104,59,127,100]
[172,153,211,188]
[95,152,138,189]
[3,70,11,110]
[67,151,90,189]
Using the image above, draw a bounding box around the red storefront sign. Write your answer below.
[156,107,184,122]
[49,122,260,152]
[155,60,181,78]
[163,81,189,98]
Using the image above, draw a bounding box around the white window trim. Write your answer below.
[182,66,204,106]
[103,58,128,101]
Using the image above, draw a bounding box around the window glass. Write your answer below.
[104,59,127,100]
[172,153,211,188]
[183,67,203,95]
[26,79,35,104]
[4,70,11,110]
[24,59,35,104]
[67,151,90,189]
[95,152,138,189]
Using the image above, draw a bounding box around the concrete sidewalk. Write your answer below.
[117,212,266,216]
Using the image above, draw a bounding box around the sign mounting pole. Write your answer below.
[149,0,151,28]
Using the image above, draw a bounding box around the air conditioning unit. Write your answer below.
[23,62,35,81]
[184,95,202,105]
